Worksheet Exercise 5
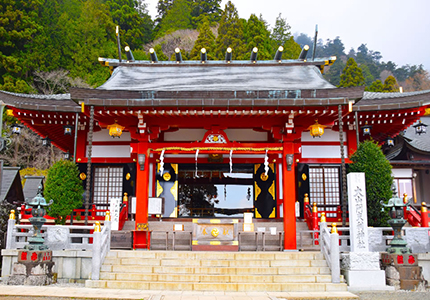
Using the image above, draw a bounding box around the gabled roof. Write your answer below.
[23,176,45,201]
[1,167,24,204]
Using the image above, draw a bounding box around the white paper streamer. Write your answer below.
[229,149,233,173]
[159,149,165,175]
[195,149,199,178]
[264,149,269,176]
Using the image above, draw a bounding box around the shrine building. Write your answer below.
[1,47,429,250]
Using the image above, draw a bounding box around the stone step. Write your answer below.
[99,272,333,283]
[86,280,347,292]
[101,264,331,275]
[102,257,327,267]
[106,250,324,260]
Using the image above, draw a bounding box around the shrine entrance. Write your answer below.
[155,162,278,219]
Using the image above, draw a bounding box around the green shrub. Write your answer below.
[45,160,84,225]
[349,140,392,226]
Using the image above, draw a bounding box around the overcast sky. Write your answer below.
[145,0,430,72]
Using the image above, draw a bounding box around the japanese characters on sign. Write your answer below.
[347,173,369,252]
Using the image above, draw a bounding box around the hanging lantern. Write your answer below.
[41,137,51,147]
[11,123,23,135]
[63,124,73,136]
[413,120,428,135]
[385,136,395,147]
[308,120,326,138]
[361,122,372,136]
[107,121,125,138]
[63,151,70,160]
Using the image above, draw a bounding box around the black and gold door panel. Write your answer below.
[254,163,276,218]
[156,163,178,218]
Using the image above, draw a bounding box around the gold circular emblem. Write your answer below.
[302,173,307,181]
[163,172,171,181]
[211,228,219,237]
[260,173,268,181]
[125,173,131,180]
[79,173,86,180]
[213,135,219,142]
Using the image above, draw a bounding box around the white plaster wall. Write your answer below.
[164,129,206,141]
[86,145,131,158]
[224,129,267,141]
[92,129,131,141]
[301,145,347,158]
[392,168,412,178]
[301,128,345,142]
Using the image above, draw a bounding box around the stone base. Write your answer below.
[344,270,387,289]
[7,261,55,286]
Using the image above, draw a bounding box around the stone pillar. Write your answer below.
[341,172,389,290]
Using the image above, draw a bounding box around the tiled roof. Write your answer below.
[362,90,430,100]
[403,116,430,153]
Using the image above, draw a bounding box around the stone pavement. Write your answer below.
[0,284,359,300]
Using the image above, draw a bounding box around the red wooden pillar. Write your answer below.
[283,142,297,250]
[134,142,150,248]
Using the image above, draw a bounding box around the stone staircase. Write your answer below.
[115,220,317,251]
[85,250,347,292]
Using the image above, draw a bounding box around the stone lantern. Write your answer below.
[381,196,411,254]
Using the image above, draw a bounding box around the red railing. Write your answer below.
[402,193,430,227]
[20,194,129,230]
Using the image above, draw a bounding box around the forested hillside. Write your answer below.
[0,0,429,93]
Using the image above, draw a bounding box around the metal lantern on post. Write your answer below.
[413,120,427,135]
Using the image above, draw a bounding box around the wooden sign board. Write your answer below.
[148,197,164,215]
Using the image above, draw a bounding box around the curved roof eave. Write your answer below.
[0,90,80,112]
[354,90,430,112]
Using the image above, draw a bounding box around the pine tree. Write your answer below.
[105,0,153,48]
[243,14,273,60]
[282,36,301,59]
[338,57,365,88]
[0,0,43,88]
[214,1,246,60]
[366,80,384,92]
[361,64,374,87]
[324,59,346,86]
[189,16,216,60]
[271,13,291,46]
[156,0,192,38]
[349,140,392,227]
[191,0,222,28]
[383,75,399,92]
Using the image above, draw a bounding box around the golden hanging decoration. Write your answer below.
[308,119,326,138]
[79,173,86,180]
